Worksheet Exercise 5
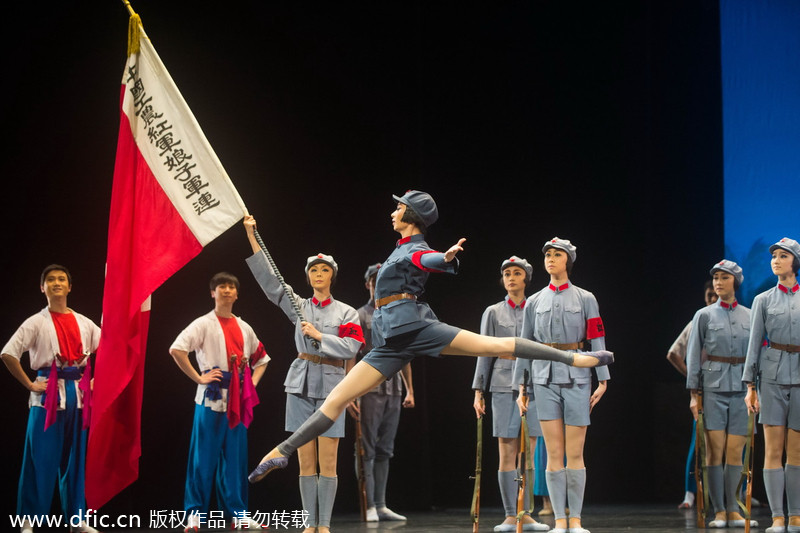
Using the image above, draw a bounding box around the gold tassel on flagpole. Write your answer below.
[121,0,141,56]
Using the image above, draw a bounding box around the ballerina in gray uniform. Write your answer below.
[685,260,756,529]
[248,190,613,483]
[743,238,800,533]
[472,256,549,532]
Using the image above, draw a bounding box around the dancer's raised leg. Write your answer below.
[249,362,386,483]
[442,330,613,367]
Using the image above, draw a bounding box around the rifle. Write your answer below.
[695,383,710,528]
[470,378,484,533]
[736,389,757,533]
[516,370,531,533]
[353,398,368,521]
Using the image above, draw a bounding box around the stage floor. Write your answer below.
[97,504,772,532]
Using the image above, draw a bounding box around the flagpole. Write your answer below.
[121,0,136,17]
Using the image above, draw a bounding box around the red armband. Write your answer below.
[249,342,268,365]
[339,323,365,344]
[586,317,605,339]
[411,250,445,272]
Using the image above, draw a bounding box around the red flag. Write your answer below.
[86,14,247,509]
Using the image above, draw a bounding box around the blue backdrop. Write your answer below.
[721,0,800,306]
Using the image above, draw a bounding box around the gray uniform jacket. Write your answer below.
[472,296,527,393]
[247,252,362,399]
[372,234,458,347]
[685,300,750,391]
[743,282,800,385]
[513,282,610,386]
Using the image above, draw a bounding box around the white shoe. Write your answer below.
[730,518,759,527]
[366,507,379,522]
[678,490,695,509]
[708,519,727,528]
[233,516,263,530]
[184,513,200,533]
[377,507,407,521]
[523,522,551,532]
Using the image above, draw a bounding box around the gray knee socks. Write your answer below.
[498,470,518,517]
[764,467,786,519]
[724,464,743,513]
[318,475,338,528]
[299,475,318,527]
[786,464,800,517]
[546,469,568,520]
[514,338,574,364]
[277,410,335,456]
[566,468,586,520]
[707,464,724,515]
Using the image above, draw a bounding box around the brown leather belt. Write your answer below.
[375,293,417,308]
[769,342,800,353]
[298,353,344,368]
[543,342,584,351]
[707,355,747,364]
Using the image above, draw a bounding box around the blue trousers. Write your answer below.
[184,404,248,518]
[685,419,697,494]
[17,380,87,520]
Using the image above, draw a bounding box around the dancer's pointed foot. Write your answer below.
[572,350,614,368]
[248,448,288,483]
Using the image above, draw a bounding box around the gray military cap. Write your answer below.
[501,256,533,283]
[542,237,577,263]
[364,263,381,282]
[305,253,338,277]
[392,190,439,227]
[769,237,800,262]
[710,259,744,286]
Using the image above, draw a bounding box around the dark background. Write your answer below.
[0,0,737,522]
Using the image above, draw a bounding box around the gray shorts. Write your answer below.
[492,390,543,438]
[361,322,461,378]
[702,390,749,435]
[758,382,800,430]
[533,382,591,427]
[286,393,346,438]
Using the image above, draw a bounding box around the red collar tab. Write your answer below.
[396,236,412,246]
[549,282,569,292]
[312,297,332,307]
[507,299,526,309]
[720,300,738,309]
[778,283,800,294]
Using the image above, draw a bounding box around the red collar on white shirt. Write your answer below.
[719,300,738,309]
[312,297,332,307]
[507,299,526,309]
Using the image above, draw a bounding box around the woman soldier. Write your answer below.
[513,238,610,533]
[247,191,612,486]
[744,237,800,533]
[685,260,756,528]
[244,225,364,533]
[472,256,550,532]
